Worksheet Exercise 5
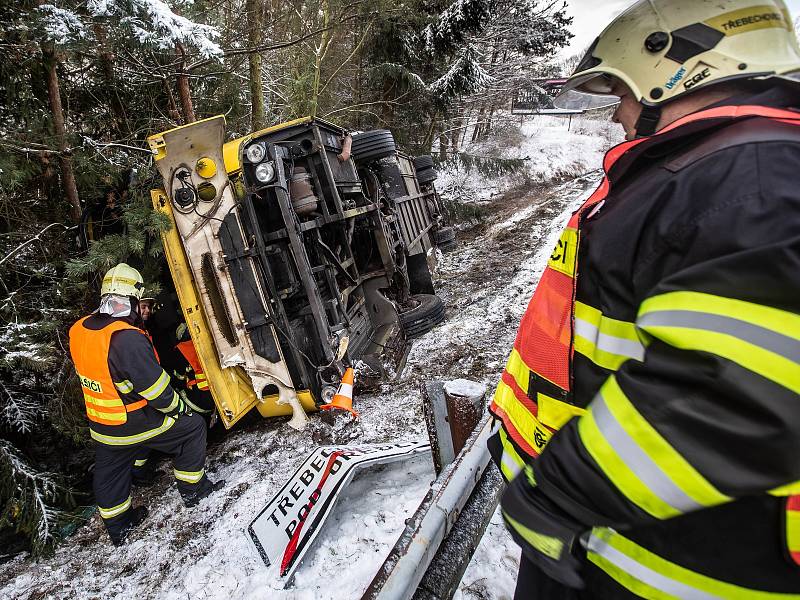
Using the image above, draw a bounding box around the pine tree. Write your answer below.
[0,0,220,556]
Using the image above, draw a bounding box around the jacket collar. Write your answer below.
[606,84,800,184]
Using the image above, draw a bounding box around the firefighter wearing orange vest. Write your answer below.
[173,322,215,419]
[69,264,223,545]
[491,1,800,598]
[130,296,159,487]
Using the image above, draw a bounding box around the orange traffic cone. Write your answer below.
[320,368,358,417]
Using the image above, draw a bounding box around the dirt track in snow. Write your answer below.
[0,173,600,600]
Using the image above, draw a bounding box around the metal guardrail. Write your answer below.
[362,414,496,600]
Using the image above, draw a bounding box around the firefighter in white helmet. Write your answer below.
[68,263,223,545]
[490,1,800,597]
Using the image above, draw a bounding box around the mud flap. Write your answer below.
[247,441,430,583]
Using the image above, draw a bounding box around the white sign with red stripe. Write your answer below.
[247,441,431,583]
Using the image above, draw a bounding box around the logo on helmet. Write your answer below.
[665,67,687,90]
[684,68,712,90]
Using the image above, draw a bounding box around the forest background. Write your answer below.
[0,0,573,557]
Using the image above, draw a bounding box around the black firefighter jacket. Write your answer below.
[526,85,800,598]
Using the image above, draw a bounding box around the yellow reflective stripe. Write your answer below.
[575,302,643,342]
[524,464,536,487]
[547,227,579,277]
[157,391,180,414]
[787,510,800,553]
[639,291,800,336]
[98,496,131,519]
[86,407,126,422]
[139,370,170,400]
[770,481,800,496]
[638,291,800,394]
[587,527,800,600]
[174,468,205,483]
[494,380,553,455]
[84,396,125,408]
[196,380,209,390]
[195,373,207,380]
[133,458,148,467]
[114,380,133,394]
[498,427,524,481]
[183,396,211,414]
[90,416,175,446]
[573,336,631,371]
[601,377,730,509]
[504,513,564,560]
[587,547,670,600]
[578,404,678,519]
[505,349,530,394]
[537,393,585,430]
[639,323,799,394]
[574,302,647,371]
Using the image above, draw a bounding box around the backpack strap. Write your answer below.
[664,116,800,173]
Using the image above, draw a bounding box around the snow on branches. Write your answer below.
[0,440,69,554]
[422,0,491,56]
[0,322,55,434]
[89,0,222,58]
[429,45,492,107]
[35,0,222,58]
[36,5,89,45]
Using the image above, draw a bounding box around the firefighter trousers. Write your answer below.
[93,413,207,538]
[515,554,585,600]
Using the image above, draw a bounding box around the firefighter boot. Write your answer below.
[180,476,225,508]
[108,505,149,547]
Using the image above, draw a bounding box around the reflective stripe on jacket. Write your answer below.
[176,340,208,390]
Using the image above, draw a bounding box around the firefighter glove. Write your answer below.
[165,393,192,419]
[501,464,586,589]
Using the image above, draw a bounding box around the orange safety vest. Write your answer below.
[176,340,208,390]
[69,316,148,426]
[490,105,800,473]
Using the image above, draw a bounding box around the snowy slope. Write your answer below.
[437,114,614,204]
[0,114,619,600]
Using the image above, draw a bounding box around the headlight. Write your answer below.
[254,161,275,183]
[245,143,266,163]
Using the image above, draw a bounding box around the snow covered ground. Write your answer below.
[436,114,616,205]
[0,114,620,600]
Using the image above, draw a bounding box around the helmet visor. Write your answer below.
[553,72,621,111]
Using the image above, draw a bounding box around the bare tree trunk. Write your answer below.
[175,42,196,123]
[484,103,496,138]
[472,105,485,142]
[92,23,128,138]
[309,0,332,118]
[163,76,182,125]
[381,79,394,125]
[356,25,364,129]
[451,114,462,154]
[438,132,448,162]
[247,0,266,130]
[460,106,473,147]
[422,114,438,152]
[41,43,81,222]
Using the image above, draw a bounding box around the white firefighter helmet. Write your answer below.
[101,263,144,299]
[554,0,800,130]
